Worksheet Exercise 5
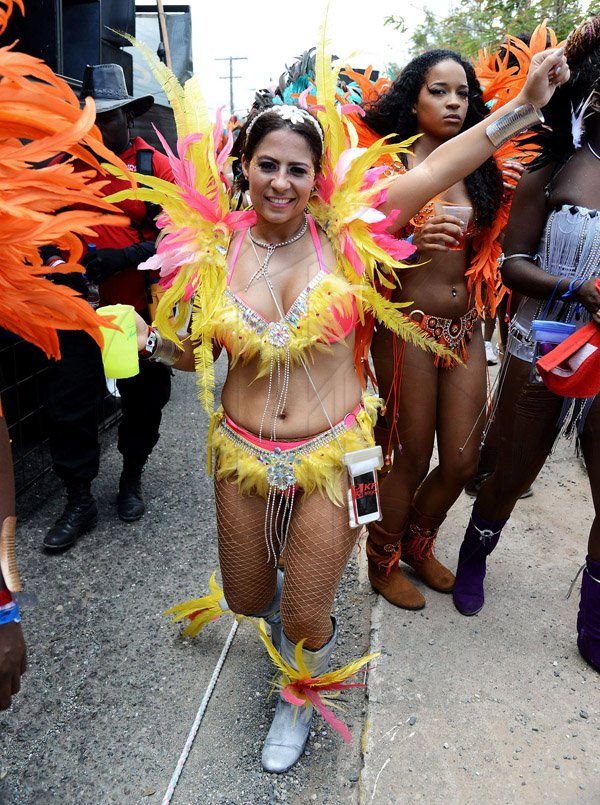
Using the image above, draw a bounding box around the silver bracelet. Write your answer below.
[150,331,181,367]
[498,252,538,267]
[486,104,544,148]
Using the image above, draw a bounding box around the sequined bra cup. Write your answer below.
[509,205,600,362]
[212,215,359,374]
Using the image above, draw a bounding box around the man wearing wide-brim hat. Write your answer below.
[41,64,175,551]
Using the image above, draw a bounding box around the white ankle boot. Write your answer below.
[261,620,337,773]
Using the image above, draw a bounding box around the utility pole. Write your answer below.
[216,56,248,116]
[156,0,172,69]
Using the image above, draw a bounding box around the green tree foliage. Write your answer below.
[386,1,598,57]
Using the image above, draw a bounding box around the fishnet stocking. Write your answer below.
[282,489,357,650]
[215,479,278,615]
[215,478,358,652]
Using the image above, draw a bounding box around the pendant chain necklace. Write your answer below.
[243,212,308,292]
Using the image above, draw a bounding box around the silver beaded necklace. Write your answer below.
[243,212,308,292]
[587,141,600,161]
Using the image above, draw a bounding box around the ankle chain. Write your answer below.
[471,520,503,544]
[378,540,402,570]
[587,568,600,584]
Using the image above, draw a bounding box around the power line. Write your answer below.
[215,56,248,116]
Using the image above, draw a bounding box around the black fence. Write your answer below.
[0,332,120,495]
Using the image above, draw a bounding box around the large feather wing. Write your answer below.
[0,39,130,358]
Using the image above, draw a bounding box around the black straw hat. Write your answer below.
[79,64,154,117]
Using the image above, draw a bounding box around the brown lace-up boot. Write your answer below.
[366,521,425,610]
[402,506,455,592]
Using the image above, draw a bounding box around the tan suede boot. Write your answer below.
[366,521,425,610]
[402,506,455,593]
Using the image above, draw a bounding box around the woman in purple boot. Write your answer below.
[453,16,600,673]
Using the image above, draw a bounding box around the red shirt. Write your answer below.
[86,137,173,311]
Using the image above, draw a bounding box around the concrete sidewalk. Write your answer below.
[360,447,599,804]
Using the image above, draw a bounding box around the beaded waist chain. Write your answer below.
[218,415,354,491]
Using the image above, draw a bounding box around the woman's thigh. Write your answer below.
[372,331,439,474]
[215,479,278,614]
[436,329,487,477]
[477,357,564,516]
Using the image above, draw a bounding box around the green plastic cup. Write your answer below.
[96,304,139,379]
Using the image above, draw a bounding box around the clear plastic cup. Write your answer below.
[434,201,472,250]
[96,304,140,379]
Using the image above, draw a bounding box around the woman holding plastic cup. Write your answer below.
[355,49,523,610]
[453,17,600,674]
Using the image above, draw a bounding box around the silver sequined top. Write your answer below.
[508,205,600,362]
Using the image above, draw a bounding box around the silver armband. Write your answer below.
[498,252,539,268]
[150,331,181,367]
[486,104,544,148]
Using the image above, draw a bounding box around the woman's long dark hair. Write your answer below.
[363,49,503,230]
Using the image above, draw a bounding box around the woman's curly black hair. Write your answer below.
[363,49,503,230]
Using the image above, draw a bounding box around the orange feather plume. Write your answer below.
[0,26,131,359]
[0,0,23,35]
[473,20,559,108]
[341,65,392,105]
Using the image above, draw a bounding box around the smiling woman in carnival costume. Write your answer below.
[452,17,600,675]
[120,30,568,772]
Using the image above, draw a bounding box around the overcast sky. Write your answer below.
[177,0,453,116]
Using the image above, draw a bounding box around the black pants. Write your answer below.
[43,331,171,486]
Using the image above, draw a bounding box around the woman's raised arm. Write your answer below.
[382,48,569,230]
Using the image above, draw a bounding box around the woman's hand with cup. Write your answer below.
[413,203,472,254]
[134,311,151,351]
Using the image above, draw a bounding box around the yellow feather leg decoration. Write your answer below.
[245,617,380,742]
[164,570,231,637]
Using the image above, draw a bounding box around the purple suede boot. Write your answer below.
[453,509,508,616]
[577,555,600,672]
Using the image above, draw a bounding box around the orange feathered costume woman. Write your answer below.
[346,24,554,379]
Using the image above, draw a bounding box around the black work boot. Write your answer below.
[117,460,145,522]
[43,482,98,551]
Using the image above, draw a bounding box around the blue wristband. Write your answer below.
[0,602,21,625]
[560,277,586,300]
[404,233,419,263]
